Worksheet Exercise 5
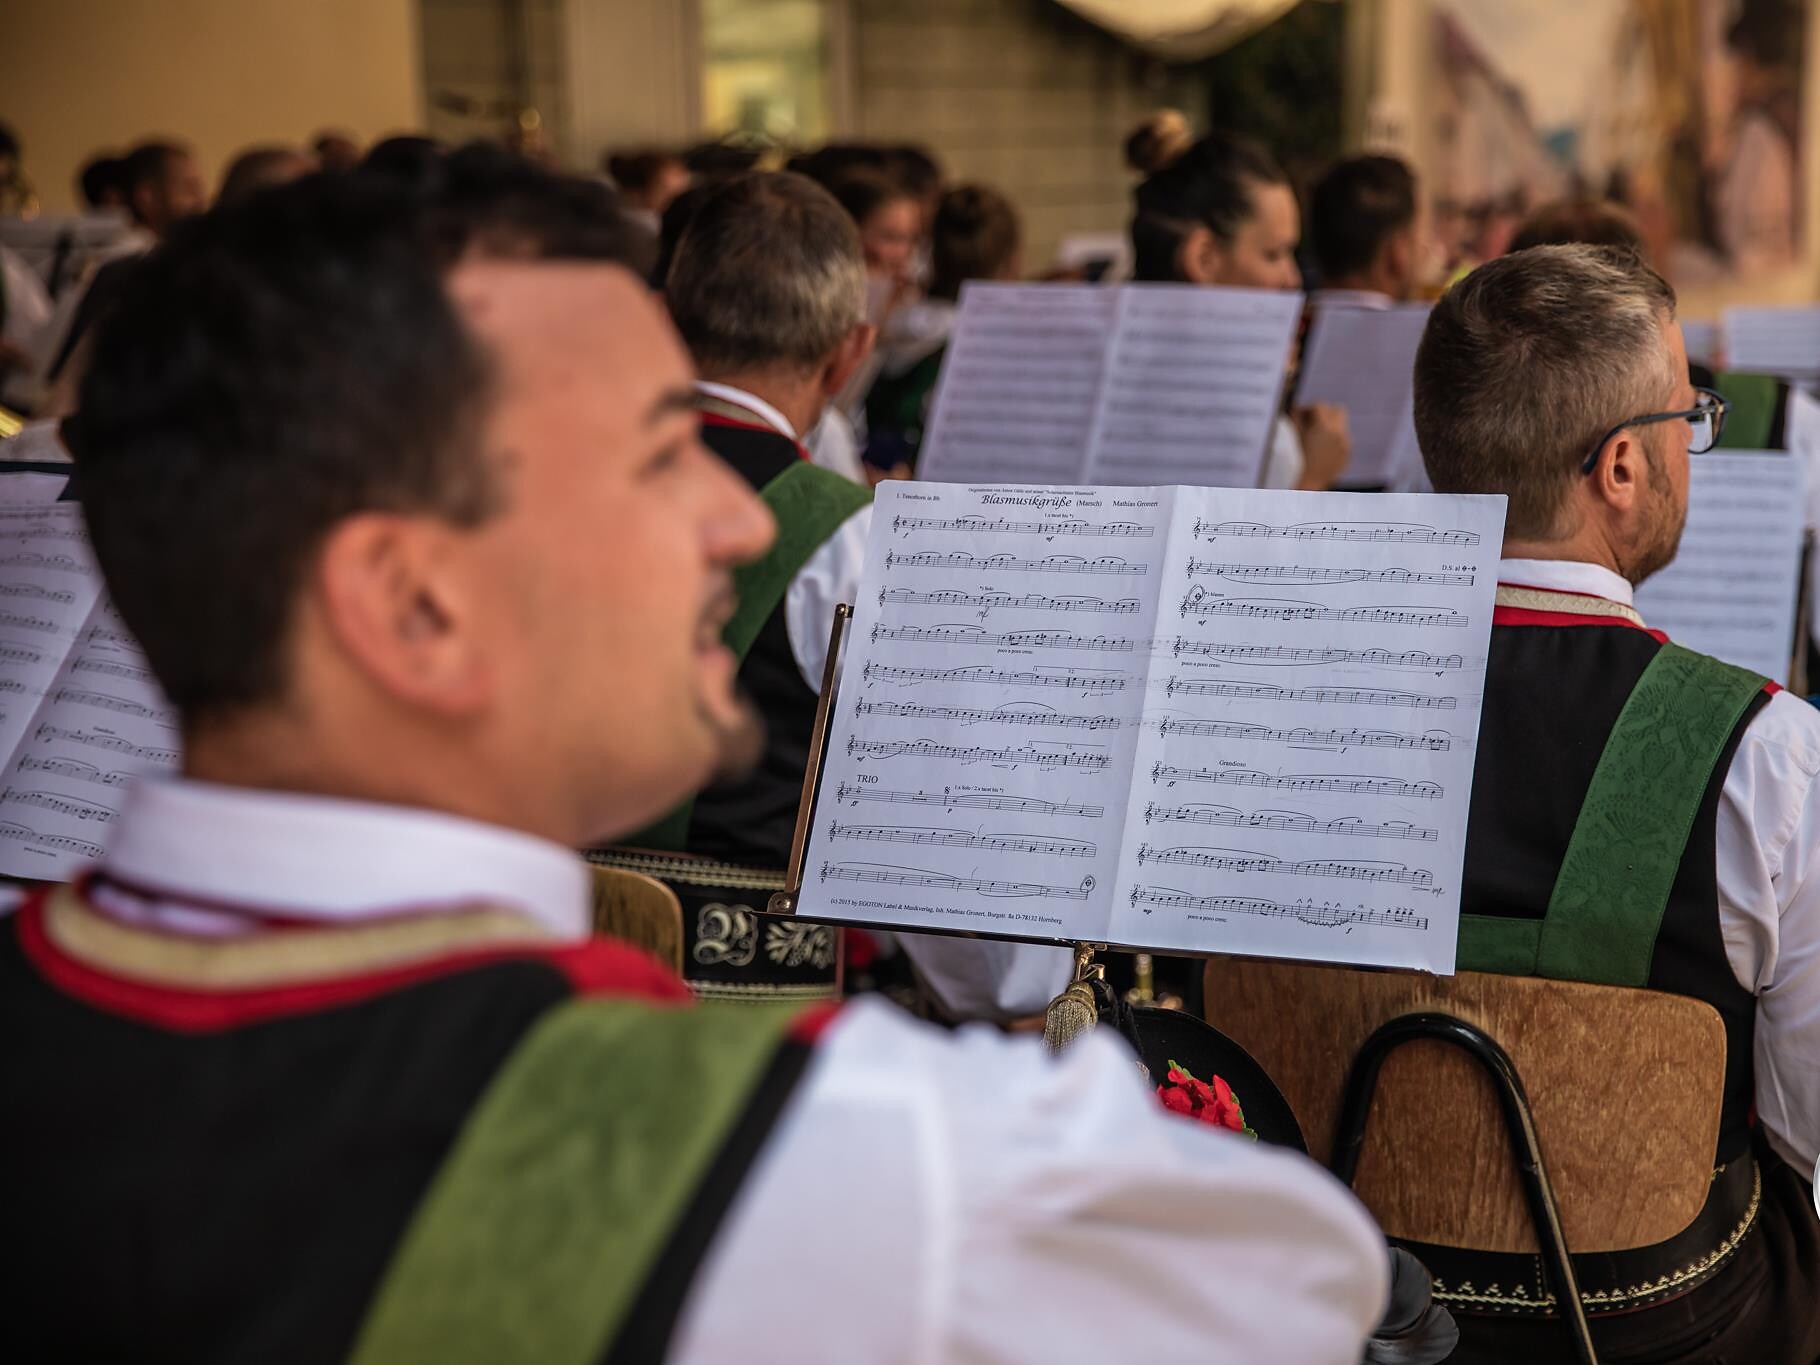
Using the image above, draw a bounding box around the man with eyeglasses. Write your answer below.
[1408,244,1820,1363]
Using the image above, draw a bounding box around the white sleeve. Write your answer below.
[783,502,872,692]
[1261,415,1304,489]
[894,930,1075,1020]
[669,1000,1388,1365]
[1715,689,1820,1173]
[804,408,868,485]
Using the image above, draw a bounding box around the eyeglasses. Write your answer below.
[1580,386,1728,474]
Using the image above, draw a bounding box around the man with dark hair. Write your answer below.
[1307,154,1419,307]
[312,129,362,172]
[613,169,1071,1019]
[0,167,1389,1364]
[120,139,207,237]
[1410,243,1820,1363]
[76,153,129,212]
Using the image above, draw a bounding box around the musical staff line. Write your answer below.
[1128,885,1430,931]
[1135,843,1434,887]
[0,583,74,605]
[1157,718,1456,752]
[34,724,177,764]
[863,662,1129,694]
[893,514,1155,539]
[17,756,132,787]
[1192,519,1480,546]
[53,688,167,721]
[1150,763,1444,800]
[1186,561,1474,587]
[884,551,1148,577]
[872,623,1136,652]
[1163,678,1456,710]
[832,783,1106,819]
[828,823,1097,858]
[822,861,1095,900]
[855,700,1123,731]
[2,788,116,822]
[1143,802,1438,841]
[1179,589,1468,628]
[880,587,1142,616]
[1170,639,1468,671]
[0,822,102,861]
[848,736,1109,770]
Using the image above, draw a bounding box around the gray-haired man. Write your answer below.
[600,171,1071,1019]
[1413,243,1820,1363]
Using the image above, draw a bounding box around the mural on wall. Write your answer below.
[1430,0,1804,282]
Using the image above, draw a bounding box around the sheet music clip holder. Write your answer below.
[768,602,853,916]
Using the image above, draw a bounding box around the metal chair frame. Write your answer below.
[1328,1011,1599,1365]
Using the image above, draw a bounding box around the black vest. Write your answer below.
[692,422,827,867]
[1463,616,1765,1162]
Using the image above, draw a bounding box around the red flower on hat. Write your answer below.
[1155,1059,1256,1139]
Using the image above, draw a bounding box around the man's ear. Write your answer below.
[314,513,490,717]
[1178,225,1222,285]
[822,321,878,400]
[1592,429,1647,516]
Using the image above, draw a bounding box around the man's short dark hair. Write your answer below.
[664,172,866,376]
[1507,197,1645,255]
[1414,245,1677,540]
[77,154,128,210]
[74,159,637,723]
[122,140,186,197]
[1308,155,1417,284]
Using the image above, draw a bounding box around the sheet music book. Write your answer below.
[793,481,1508,974]
[1722,307,1820,387]
[0,504,177,879]
[917,283,1303,490]
[1295,302,1432,489]
[1634,451,1806,684]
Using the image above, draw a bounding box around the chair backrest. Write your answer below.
[1202,958,1727,1254]
[589,866,684,974]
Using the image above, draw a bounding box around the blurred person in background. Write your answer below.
[1508,198,1646,256]
[1131,130,1350,491]
[311,130,362,173]
[216,145,316,206]
[76,154,129,213]
[1307,154,1422,308]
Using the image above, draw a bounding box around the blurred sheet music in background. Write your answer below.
[1722,307,1820,388]
[1635,451,1806,684]
[918,283,1302,490]
[1296,302,1432,491]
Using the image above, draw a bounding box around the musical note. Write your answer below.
[0,583,74,605]
[70,657,155,683]
[1,788,116,822]
[832,783,1105,819]
[893,514,1154,539]
[1190,519,1479,546]
[1143,802,1437,841]
[884,551,1148,577]
[871,623,1136,652]
[855,700,1123,731]
[0,610,59,633]
[847,736,1109,770]
[1156,718,1454,752]
[0,822,103,860]
[1135,843,1434,887]
[1178,588,1468,628]
[863,662,1128,693]
[1186,560,1474,587]
[0,551,84,572]
[83,625,138,648]
[1128,885,1429,931]
[821,861,1096,900]
[880,587,1142,616]
[1149,764,1444,800]
[828,823,1097,857]
[0,642,44,665]
[33,724,178,764]
[1170,639,1467,671]
[1163,678,1456,710]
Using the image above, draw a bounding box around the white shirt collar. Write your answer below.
[694,381,797,440]
[1499,556,1636,607]
[98,777,592,938]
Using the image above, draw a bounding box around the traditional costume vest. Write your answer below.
[1408,583,1776,1324]
[0,880,828,1364]
[591,397,870,1002]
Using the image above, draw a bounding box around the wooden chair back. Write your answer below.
[1203,958,1727,1254]
[588,866,684,974]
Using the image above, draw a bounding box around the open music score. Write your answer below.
[792,481,1506,973]
[0,506,178,879]
[917,282,1303,489]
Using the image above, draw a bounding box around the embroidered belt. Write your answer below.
[587,848,837,1003]
[1400,1155,1760,1318]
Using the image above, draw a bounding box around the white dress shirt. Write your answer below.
[696,382,1074,1016]
[1503,557,1820,1174]
[68,778,1390,1364]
